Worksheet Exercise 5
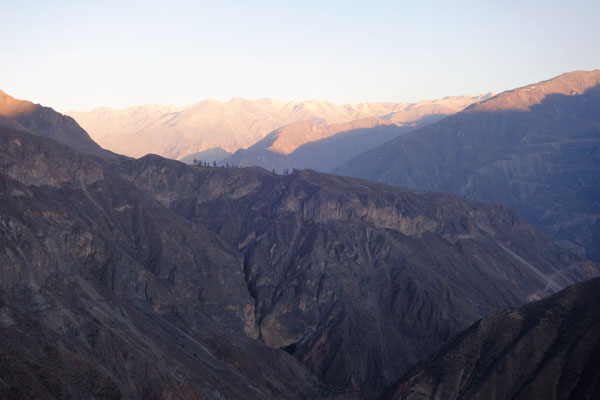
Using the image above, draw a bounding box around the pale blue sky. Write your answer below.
[1,0,599,111]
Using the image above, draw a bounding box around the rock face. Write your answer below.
[336,70,600,261]
[0,90,117,159]
[113,155,599,398]
[66,95,489,160]
[0,126,328,399]
[385,277,600,400]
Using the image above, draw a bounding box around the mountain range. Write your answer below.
[66,95,491,162]
[2,89,598,398]
[1,69,599,399]
[337,70,600,262]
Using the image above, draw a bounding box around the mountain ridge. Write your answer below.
[336,69,600,261]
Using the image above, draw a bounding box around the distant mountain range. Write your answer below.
[337,70,600,262]
[66,95,491,162]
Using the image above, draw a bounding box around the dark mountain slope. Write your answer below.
[336,70,600,261]
[0,89,118,159]
[112,155,599,397]
[385,277,600,400]
[0,126,327,399]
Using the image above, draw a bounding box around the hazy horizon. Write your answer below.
[1,1,599,112]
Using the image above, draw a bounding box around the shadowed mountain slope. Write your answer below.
[336,70,600,261]
[0,90,117,159]
[384,277,600,400]
[112,155,599,397]
[0,126,330,399]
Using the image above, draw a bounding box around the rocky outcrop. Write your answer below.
[336,70,600,261]
[384,277,600,400]
[114,155,599,398]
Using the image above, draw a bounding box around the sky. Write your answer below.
[1,0,599,112]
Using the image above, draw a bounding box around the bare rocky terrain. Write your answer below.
[385,277,600,400]
[112,154,599,397]
[0,126,332,399]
